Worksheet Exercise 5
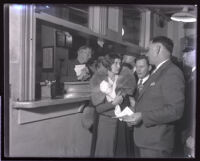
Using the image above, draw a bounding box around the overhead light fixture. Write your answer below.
[171,7,196,23]
[13,4,24,10]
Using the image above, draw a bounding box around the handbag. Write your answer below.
[81,106,96,131]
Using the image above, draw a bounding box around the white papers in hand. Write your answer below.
[114,105,121,116]
[115,106,134,118]
[74,64,86,76]
[100,80,112,95]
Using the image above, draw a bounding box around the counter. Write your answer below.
[12,93,91,124]
[12,93,91,109]
[9,92,93,157]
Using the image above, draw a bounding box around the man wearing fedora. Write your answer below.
[122,36,185,158]
[181,45,196,158]
[173,37,196,158]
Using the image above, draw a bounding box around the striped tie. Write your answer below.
[138,79,143,93]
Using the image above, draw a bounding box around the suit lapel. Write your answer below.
[137,60,172,101]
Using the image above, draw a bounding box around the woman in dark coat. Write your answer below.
[90,53,136,157]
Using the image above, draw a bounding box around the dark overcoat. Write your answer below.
[134,60,185,153]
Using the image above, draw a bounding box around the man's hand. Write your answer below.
[77,67,90,81]
[186,136,195,158]
[122,112,142,125]
[186,136,195,150]
[129,96,136,112]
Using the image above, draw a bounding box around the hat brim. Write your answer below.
[182,47,194,52]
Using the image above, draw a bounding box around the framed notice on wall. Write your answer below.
[56,31,65,47]
[56,30,73,48]
[42,47,54,71]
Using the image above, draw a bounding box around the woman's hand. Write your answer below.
[112,95,123,106]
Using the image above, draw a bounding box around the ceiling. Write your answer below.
[147,5,197,19]
[134,5,197,20]
[36,4,197,22]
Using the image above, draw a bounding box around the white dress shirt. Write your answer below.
[192,67,196,72]
[137,74,150,85]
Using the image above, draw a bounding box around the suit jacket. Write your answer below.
[60,59,80,82]
[60,59,93,82]
[180,68,196,140]
[134,60,185,152]
[186,69,196,138]
[90,67,136,116]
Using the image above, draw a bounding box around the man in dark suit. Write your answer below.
[181,48,196,158]
[122,36,185,158]
[60,45,93,82]
[134,55,152,100]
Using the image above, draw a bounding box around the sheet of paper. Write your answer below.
[74,64,86,76]
[114,106,134,118]
[100,80,112,94]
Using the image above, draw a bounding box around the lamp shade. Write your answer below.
[171,7,196,23]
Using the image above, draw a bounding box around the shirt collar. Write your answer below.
[138,74,150,84]
[192,67,196,72]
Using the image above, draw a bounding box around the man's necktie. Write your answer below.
[138,79,143,93]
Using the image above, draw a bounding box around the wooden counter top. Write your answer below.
[12,93,91,109]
